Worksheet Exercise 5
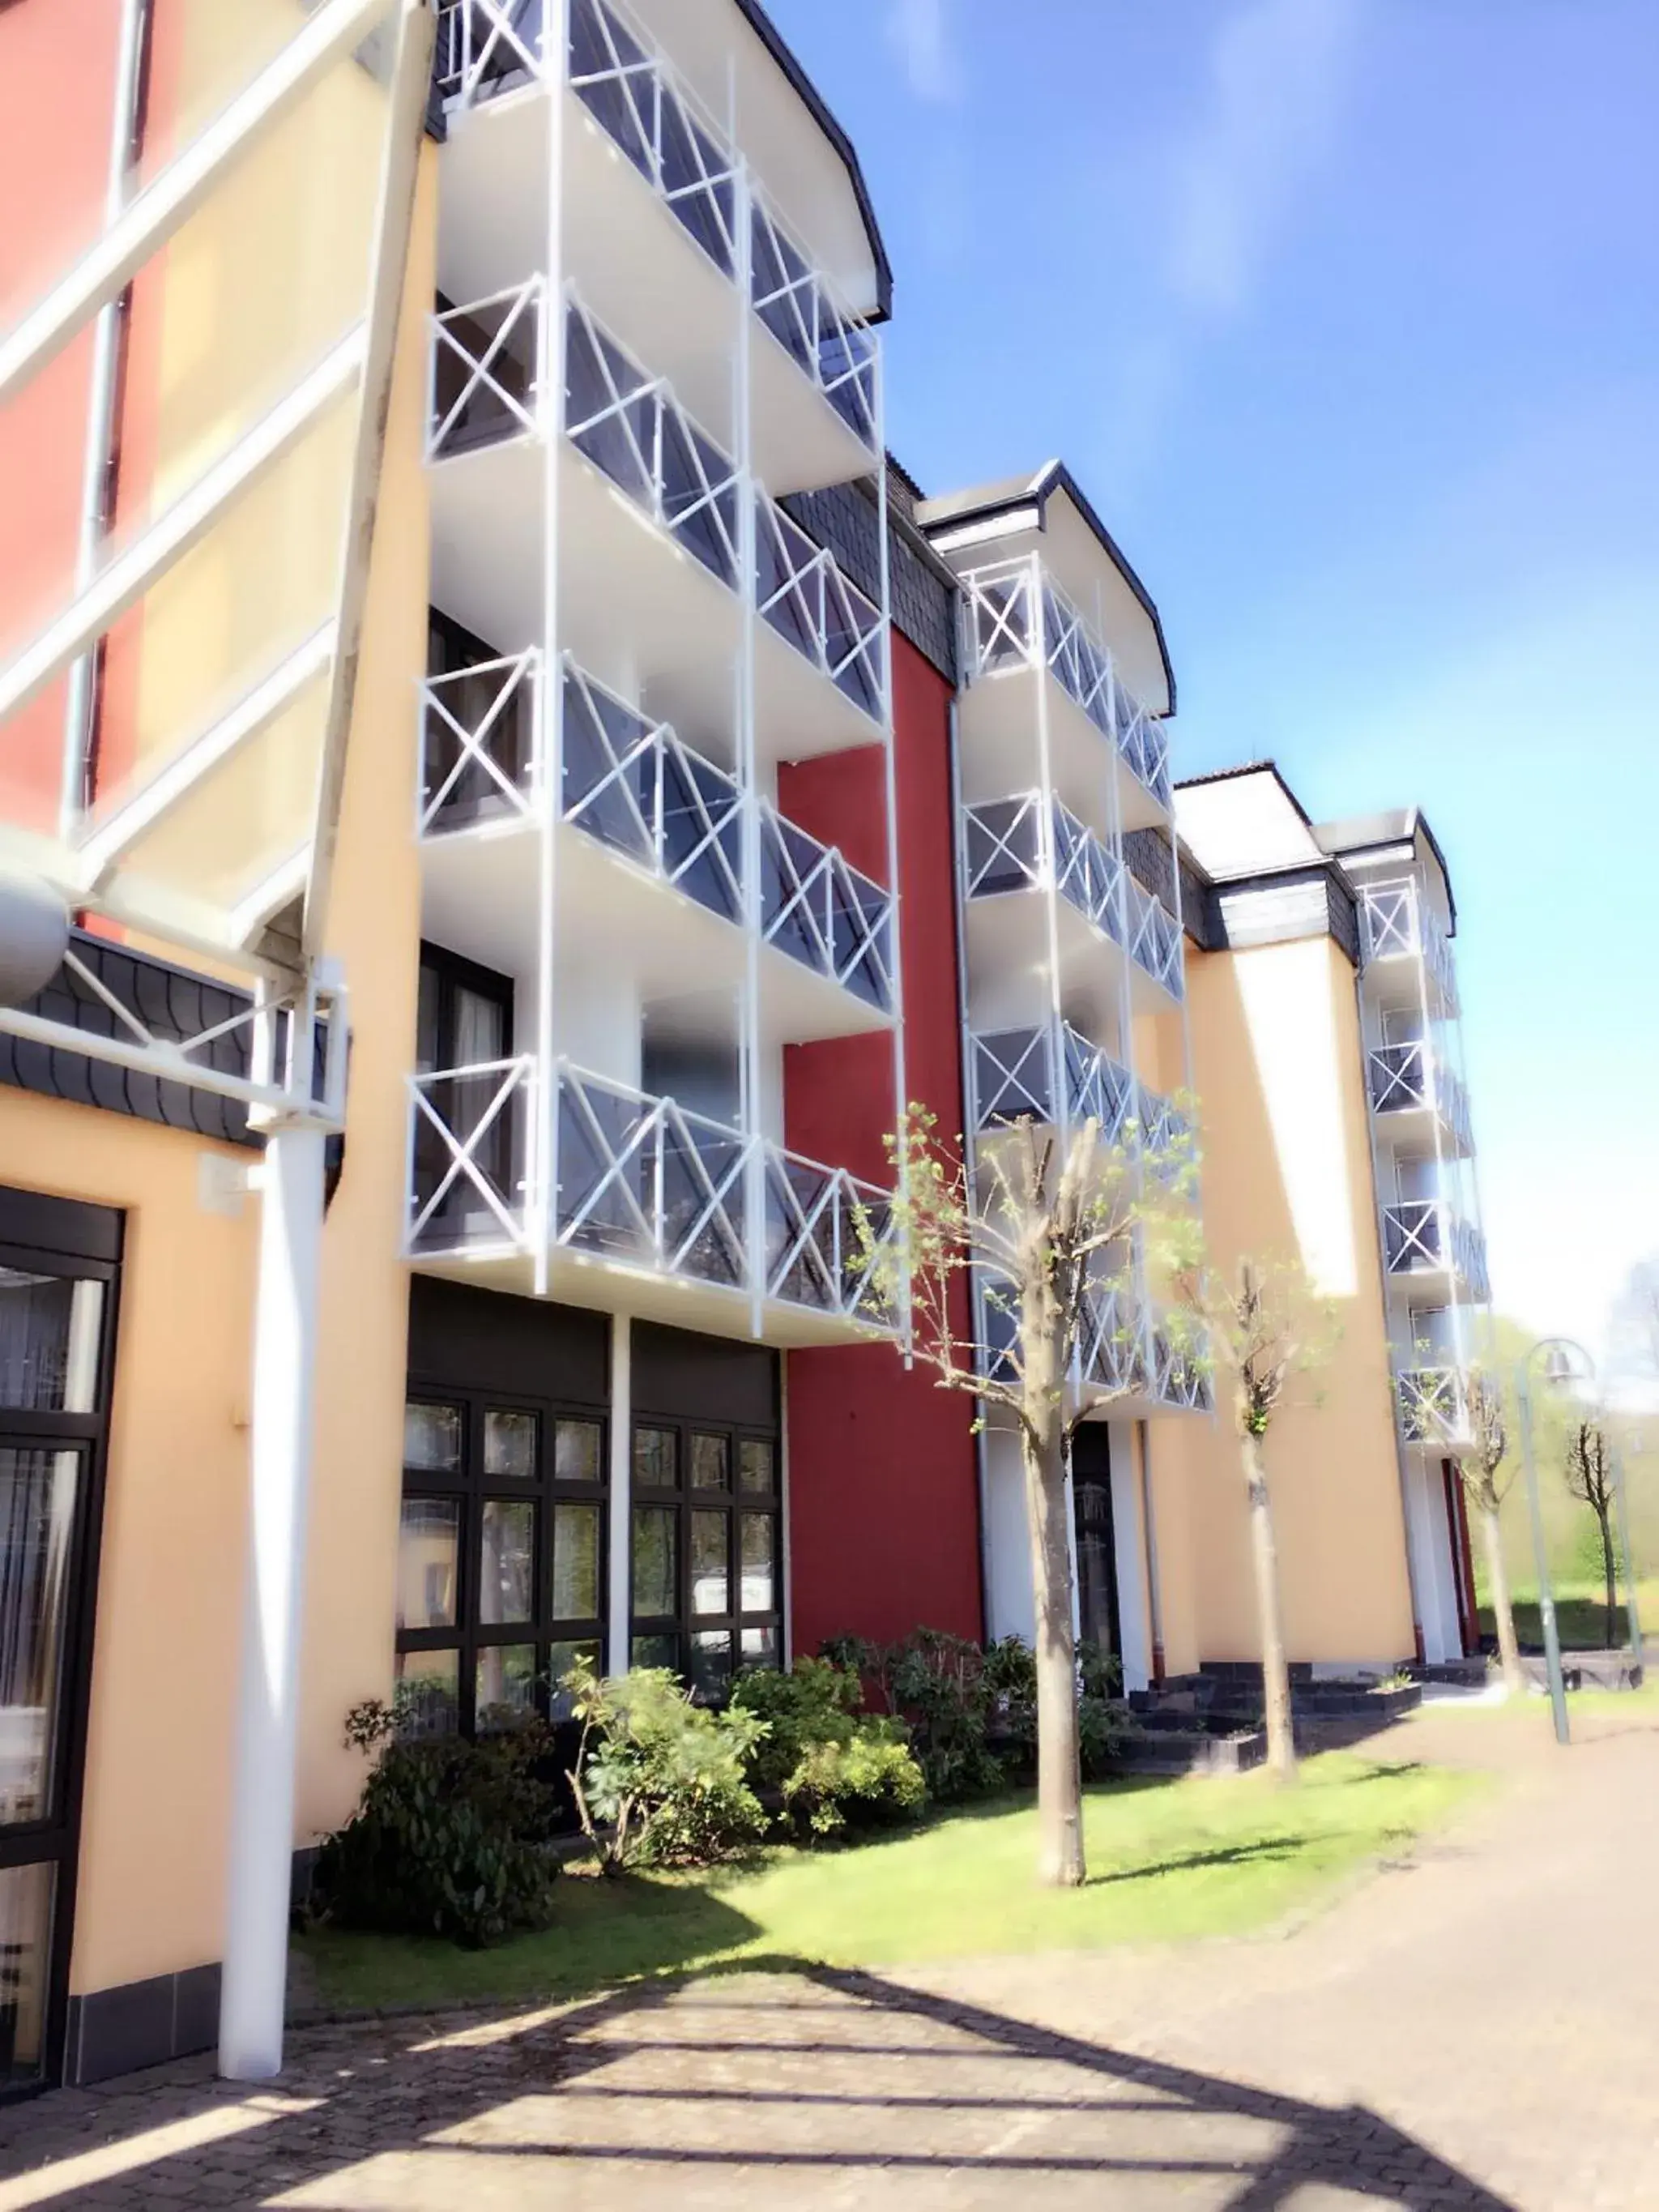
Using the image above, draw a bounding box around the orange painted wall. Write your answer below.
[1158,933,1415,1666]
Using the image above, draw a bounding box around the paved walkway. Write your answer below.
[2,1701,1656,2210]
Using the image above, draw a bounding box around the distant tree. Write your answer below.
[1172,1256,1337,1781]
[1607,1257,1659,1399]
[861,1101,1192,1885]
[1563,1419,1620,1646]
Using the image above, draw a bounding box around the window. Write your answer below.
[629,1420,779,1695]
[396,1392,607,1737]
[413,946,518,1241]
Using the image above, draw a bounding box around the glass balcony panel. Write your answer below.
[409,1061,533,1253]
[755,500,883,721]
[430,285,543,461]
[759,808,893,1010]
[974,1027,1053,1128]
[421,653,538,834]
[435,0,548,106]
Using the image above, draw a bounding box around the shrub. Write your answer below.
[729,1657,926,1841]
[564,1659,767,1871]
[313,1698,561,1948]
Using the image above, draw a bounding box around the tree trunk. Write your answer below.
[1022,1415,1085,1885]
[1242,1427,1295,1780]
[1598,1510,1618,1648]
[1477,1494,1526,1696]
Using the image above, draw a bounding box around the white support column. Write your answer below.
[731,116,766,1339]
[219,1112,326,2082]
[607,1316,632,1676]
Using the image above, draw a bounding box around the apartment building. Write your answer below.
[0,0,1491,2098]
[1169,764,1491,1670]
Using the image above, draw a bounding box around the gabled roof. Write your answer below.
[915,460,1176,712]
[732,0,893,321]
[1315,806,1457,930]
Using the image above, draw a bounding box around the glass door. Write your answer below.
[0,1229,117,2096]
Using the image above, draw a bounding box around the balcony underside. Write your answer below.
[435,85,872,496]
[409,1242,887,1348]
[957,665,1167,838]
[963,886,1174,1036]
[421,819,892,1048]
[429,436,880,769]
[1371,1100,1473,1161]
[1361,948,1454,1017]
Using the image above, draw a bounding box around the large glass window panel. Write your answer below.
[0,1272,104,1414]
[740,1624,778,1668]
[740,1513,775,1616]
[555,1417,603,1484]
[690,1432,729,1492]
[404,1400,463,1473]
[548,1638,601,1718]
[394,1648,459,1739]
[397,1497,460,1632]
[552,1503,601,1621]
[476,1643,538,1729]
[632,1632,679,1672]
[632,1506,676,1616]
[484,1408,537,1480]
[633,1425,677,1490]
[0,1449,79,1826]
[480,1500,535,1625]
[690,1510,728,1616]
[0,1863,54,2087]
[738,1437,774,1495]
[689,1628,731,1699]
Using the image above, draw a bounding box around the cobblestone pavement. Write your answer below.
[0,1702,1654,2210]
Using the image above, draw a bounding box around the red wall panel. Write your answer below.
[783,632,982,1656]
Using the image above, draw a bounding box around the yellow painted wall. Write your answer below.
[48,18,434,1994]
[1158,935,1414,1665]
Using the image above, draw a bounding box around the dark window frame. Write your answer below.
[0,1207,122,2103]
[629,1412,780,1697]
[416,941,515,1072]
[398,1379,608,1737]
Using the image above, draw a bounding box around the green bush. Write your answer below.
[821,1628,1133,1796]
[729,1656,926,1841]
[564,1659,767,1871]
[313,1699,561,1948]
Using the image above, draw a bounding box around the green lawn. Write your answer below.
[1475,1574,1658,1654]
[299,1752,1479,2016]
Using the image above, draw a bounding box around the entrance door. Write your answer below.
[1070,1425,1121,1666]
[0,1194,119,2098]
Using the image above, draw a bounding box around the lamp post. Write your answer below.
[1612,1431,1644,1685]
[1514,1336,1593,1747]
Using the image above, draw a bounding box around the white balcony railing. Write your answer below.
[1359,881,1458,1013]
[959,555,1171,813]
[962,795,1184,1001]
[418,654,895,1011]
[1367,1042,1473,1155]
[977,1270,1209,1413]
[759,806,893,1012]
[1383,1201,1490,1301]
[428,286,885,727]
[970,1023,1185,1176]
[405,1058,897,1327]
[433,0,878,450]
[1397,1365,1473,1449]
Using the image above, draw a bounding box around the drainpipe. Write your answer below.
[945,685,991,1642]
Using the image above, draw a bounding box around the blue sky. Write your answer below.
[766,0,1659,1358]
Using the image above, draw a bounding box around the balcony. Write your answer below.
[962,795,1184,1006]
[970,1023,1186,1176]
[1359,882,1458,1014]
[417,653,893,1027]
[430,0,877,490]
[425,284,884,761]
[405,1056,897,1335]
[1383,1202,1490,1302]
[1397,1365,1474,1450]
[979,1272,1209,1416]
[1367,1042,1473,1156]
[957,556,1171,833]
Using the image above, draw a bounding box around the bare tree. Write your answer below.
[1563,1418,1619,1646]
[1457,1373,1526,1695]
[860,1102,1192,1887]
[1174,1258,1335,1781]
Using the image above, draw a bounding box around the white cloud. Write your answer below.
[1169,0,1367,316]
[885,0,962,105]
